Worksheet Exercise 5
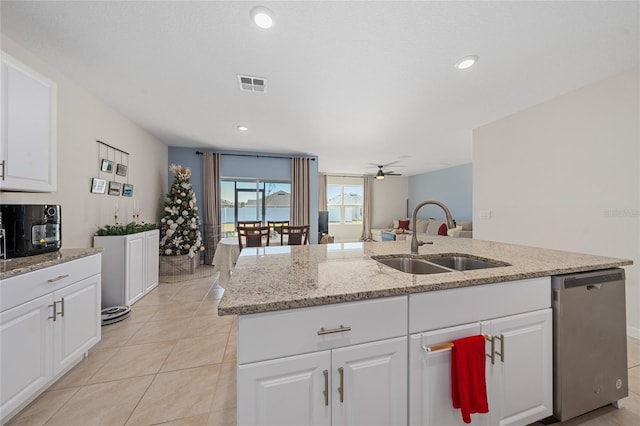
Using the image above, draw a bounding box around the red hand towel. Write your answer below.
[451,335,489,424]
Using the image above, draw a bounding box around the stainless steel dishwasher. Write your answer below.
[551,268,628,422]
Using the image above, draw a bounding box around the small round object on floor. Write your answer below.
[101,305,131,326]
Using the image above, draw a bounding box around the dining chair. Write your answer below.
[237,225,270,250]
[268,220,290,245]
[282,225,310,245]
[237,220,262,228]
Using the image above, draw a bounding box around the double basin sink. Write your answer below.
[371,253,510,275]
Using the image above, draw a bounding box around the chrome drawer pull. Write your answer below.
[47,274,69,283]
[317,325,351,335]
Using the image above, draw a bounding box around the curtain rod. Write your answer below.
[195,151,315,161]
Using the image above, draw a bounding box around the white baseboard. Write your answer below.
[628,325,640,340]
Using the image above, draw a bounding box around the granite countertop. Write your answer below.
[218,238,632,316]
[0,248,102,280]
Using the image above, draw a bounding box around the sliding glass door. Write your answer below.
[220,179,291,237]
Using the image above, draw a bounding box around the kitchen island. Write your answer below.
[218,238,631,426]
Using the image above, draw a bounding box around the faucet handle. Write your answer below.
[417,240,434,246]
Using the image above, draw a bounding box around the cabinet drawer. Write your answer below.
[1,254,101,312]
[238,296,408,364]
[409,277,550,333]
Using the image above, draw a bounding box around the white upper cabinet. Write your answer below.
[0,51,57,192]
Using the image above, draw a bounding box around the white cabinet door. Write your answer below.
[144,230,159,292]
[409,323,490,426]
[126,233,145,305]
[238,350,331,426]
[484,309,552,426]
[332,337,407,426]
[0,52,57,192]
[52,274,102,374]
[0,294,53,417]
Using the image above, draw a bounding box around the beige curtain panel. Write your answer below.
[203,152,221,265]
[291,157,311,226]
[361,176,373,241]
[318,172,327,211]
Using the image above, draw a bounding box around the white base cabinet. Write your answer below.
[408,277,553,426]
[0,254,101,424]
[93,229,159,308]
[0,51,57,192]
[236,278,554,426]
[237,297,408,426]
[409,309,552,426]
[239,337,407,426]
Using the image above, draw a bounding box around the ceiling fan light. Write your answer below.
[375,169,385,180]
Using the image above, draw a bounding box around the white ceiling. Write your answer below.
[2,1,638,176]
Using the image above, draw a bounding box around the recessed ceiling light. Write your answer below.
[251,6,274,29]
[237,125,248,131]
[455,55,478,70]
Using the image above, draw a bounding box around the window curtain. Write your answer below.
[203,152,221,265]
[318,173,327,211]
[291,157,311,226]
[361,176,373,241]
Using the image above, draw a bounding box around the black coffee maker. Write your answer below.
[0,204,61,258]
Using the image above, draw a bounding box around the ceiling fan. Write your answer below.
[367,162,402,180]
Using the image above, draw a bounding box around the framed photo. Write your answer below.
[116,163,128,177]
[101,159,113,173]
[91,178,107,194]
[108,181,121,196]
[122,183,134,197]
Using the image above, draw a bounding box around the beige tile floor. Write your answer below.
[6,275,640,426]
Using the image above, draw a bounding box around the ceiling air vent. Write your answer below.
[237,75,267,93]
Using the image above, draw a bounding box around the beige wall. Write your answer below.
[473,67,640,337]
[1,35,168,249]
[371,176,409,228]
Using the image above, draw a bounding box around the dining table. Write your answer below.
[211,237,241,287]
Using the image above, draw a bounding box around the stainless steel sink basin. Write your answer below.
[372,253,509,274]
[372,256,451,275]
[425,255,508,271]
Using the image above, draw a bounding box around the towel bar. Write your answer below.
[423,334,492,353]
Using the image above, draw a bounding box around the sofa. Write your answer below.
[371,218,472,242]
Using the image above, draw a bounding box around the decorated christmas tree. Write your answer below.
[159,164,204,259]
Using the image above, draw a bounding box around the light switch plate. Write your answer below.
[479,210,492,219]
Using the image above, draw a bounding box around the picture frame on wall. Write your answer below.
[116,163,128,177]
[122,183,134,197]
[108,181,121,196]
[101,159,113,173]
[91,178,107,194]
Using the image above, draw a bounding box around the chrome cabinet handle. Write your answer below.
[323,369,329,406]
[0,160,5,180]
[317,325,351,335]
[338,367,344,403]
[47,274,69,283]
[495,334,504,363]
[488,336,496,364]
[56,298,65,318]
[48,302,57,321]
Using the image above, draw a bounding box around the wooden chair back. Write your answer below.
[237,225,270,250]
[268,220,290,245]
[283,225,309,245]
[237,220,262,228]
